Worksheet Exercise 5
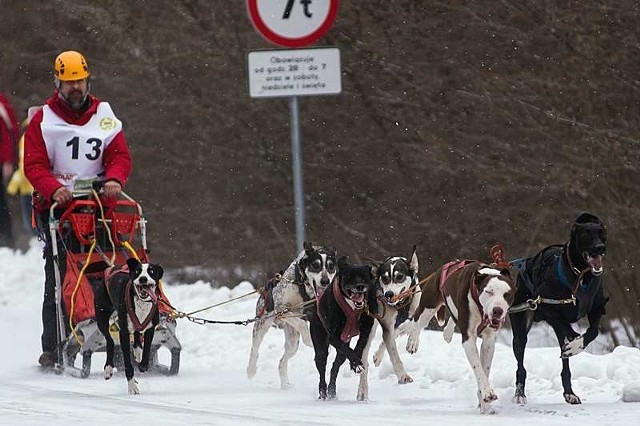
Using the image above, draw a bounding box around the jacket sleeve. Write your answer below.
[103,130,132,188]
[0,97,19,165]
[23,110,64,201]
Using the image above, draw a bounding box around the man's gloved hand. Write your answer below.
[103,180,122,199]
[52,186,73,205]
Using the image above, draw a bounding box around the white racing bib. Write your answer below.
[41,102,122,190]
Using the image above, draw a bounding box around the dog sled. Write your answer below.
[49,185,181,378]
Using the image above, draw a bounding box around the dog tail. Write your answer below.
[436,305,446,326]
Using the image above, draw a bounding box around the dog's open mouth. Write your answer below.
[136,285,158,303]
[486,315,505,330]
[383,288,406,306]
[585,253,604,275]
[347,290,366,309]
[314,283,329,298]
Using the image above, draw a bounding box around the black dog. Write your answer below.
[93,257,163,394]
[310,257,377,401]
[510,212,607,405]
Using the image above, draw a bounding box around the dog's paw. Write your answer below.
[398,373,413,384]
[561,335,585,358]
[327,384,337,400]
[406,333,420,354]
[128,378,140,395]
[563,392,582,404]
[280,381,293,390]
[349,359,364,374]
[514,384,527,405]
[479,403,497,415]
[133,347,143,364]
[138,362,149,373]
[372,347,385,367]
[104,365,113,380]
[482,389,498,403]
[246,367,257,379]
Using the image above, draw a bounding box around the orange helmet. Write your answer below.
[54,51,90,81]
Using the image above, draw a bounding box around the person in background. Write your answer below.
[6,116,36,235]
[24,50,132,368]
[0,93,19,248]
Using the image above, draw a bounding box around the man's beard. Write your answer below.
[61,89,88,110]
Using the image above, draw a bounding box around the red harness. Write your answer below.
[318,279,364,342]
[105,265,157,332]
[439,260,488,334]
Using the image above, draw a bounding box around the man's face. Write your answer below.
[59,78,88,109]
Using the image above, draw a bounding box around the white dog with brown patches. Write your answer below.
[398,260,515,414]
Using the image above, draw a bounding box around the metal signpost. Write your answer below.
[246,0,341,252]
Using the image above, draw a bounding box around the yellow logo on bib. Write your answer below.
[100,117,116,130]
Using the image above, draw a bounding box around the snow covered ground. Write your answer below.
[1,240,639,426]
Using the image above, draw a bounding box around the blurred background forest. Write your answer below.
[1,1,638,342]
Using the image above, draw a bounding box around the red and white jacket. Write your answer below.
[24,92,132,209]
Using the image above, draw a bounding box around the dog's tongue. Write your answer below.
[588,255,603,274]
[143,287,158,303]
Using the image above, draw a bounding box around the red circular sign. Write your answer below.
[247,0,339,48]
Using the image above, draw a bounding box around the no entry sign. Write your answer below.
[247,0,340,48]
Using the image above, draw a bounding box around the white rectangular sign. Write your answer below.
[248,47,341,98]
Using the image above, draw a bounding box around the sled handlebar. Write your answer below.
[49,190,144,226]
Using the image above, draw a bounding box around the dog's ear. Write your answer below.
[575,212,601,225]
[337,255,349,268]
[499,268,512,279]
[409,245,419,275]
[126,258,141,272]
[150,264,164,281]
[303,241,314,254]
[368,259,381,277]
[298,251,310,270]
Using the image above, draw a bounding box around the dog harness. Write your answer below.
[439,260,490,334]
[317,279,364,342]
[104,264,158,332]
[509,244,602,320]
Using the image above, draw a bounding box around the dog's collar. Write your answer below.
[125,279,158,332]
[563,243,583,275]
[560,243,598,295]
[331,280,365,342]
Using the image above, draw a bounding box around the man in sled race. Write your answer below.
[24,50,132,368]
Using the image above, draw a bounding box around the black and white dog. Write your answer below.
[371,248,419,384]
[93,257,163,394]
[310,257,377,401]
[510,212,607,405]
[247,242,337,389]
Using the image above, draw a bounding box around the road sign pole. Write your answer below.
[247,0,340,253]
[289,95,306,252]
